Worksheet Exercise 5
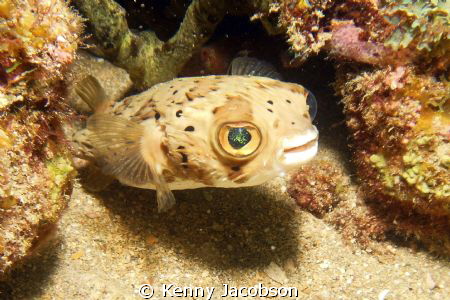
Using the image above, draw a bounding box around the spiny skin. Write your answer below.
[74,75,318,191]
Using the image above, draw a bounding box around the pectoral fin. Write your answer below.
[148,164,176,213]
[86,114,176,212]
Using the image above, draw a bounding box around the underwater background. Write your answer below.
[0,0,449,299]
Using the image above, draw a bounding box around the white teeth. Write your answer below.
[282,126,318,149]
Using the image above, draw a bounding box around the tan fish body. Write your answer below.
[74,58,318,211]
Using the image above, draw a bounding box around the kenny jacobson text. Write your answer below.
[138,283,298,299]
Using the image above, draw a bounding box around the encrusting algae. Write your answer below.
[0,0,81,278]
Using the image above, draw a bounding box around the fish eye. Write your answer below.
[306,90,317,120]
[217,122,261,157]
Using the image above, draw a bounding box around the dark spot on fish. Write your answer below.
[303,112,309,119]
[177,146,185,149]
[267,109,273,113]
[291,122,295,125]
[155,112,161,120]
[231,166,240,171]
[210,87,219,91]
[113,111,123,116]
[171,100,175,104]
[274,119,279,128]
[176,102,183,105]
[170,85,174,89]
[189,87,196,92]
[125,140,134,144]
[81,142,93,149]
[186,92,194,101]
[179,151,188,169]
[176,110,182,117]
[286,99,291,104]
[267,100,273,105]
[256,82,268,89]
[173,90,178,95]
[194,80,200,83]
[212,107,219,114]
[184,126,195,132]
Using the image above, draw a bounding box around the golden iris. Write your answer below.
[218,122,261,157]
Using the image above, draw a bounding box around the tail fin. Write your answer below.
[75,75,107,112]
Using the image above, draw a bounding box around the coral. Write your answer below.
[0,0,81,278]
[288,160,349,218]
[0,0,83,92]
[279,0,386,66]
[381,0,450,71]
[287,153,450,255]
[0,97,76,278]
[71,0,284,89]
[332,65,450,253]
[337,66,449,216]
[278,0,449,70]
[72,0,229,90]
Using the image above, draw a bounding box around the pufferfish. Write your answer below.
[73,57,318,212]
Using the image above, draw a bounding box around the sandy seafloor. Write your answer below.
[2,52,450,299]
[4,141,450,300]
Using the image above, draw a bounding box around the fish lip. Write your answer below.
[283,137,318,153]
[282,127,319,153]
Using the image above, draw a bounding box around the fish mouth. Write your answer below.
[283,138,318,154]
[280,128,318,167]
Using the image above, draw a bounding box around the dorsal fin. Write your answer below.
[228,57,282,80]
[86,114,176,212]
[75,75,107,112]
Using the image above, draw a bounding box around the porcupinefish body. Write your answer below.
[73,57,318,211]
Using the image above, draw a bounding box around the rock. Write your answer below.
[65,50,133,113]
[263,262,289,284]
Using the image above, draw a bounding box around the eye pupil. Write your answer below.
[228,127,251,149]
